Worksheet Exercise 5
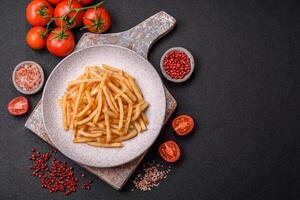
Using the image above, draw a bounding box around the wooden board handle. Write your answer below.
[76,11,176,58]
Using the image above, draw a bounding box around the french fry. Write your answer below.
[111,73,133,91]
[72,82,85,124]
[125,103,133,133]
[67,78,102,88]
[93,91,103,124]
[62,93,68,130]
[78,130,104,138]
[139,117,147,130]
[104,113,111,142]
[115,129,138,142]
[96,122,105,129]
[73,137,96,143]
[68,85,79,93]
[60,65,149,148]
[132,103,141,121]
[103,86,118,115]
[107,81,133,104]
[111,128,124,136]
[87,142,123,148]
[66,100,71,127]
[117,97,124,130]
[76,102,92,118]
[133,121,141,133]
[103,64,121,72]
[121,83,137,102]
[87,122,96,127]
[77,109,98,125]
[90,87,98,96]
[141,112,148,124]
[104,109,118,118]
[107,87,119,112]
[128,76,143,101]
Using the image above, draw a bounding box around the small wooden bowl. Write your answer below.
[12,61,45,95]
[160,47,195,83]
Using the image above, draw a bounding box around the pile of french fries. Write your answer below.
[59,64,149,148]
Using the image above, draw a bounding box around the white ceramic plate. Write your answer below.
[42,45,166,167]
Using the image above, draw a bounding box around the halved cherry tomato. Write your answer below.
[7,97,29,116]
[83,7,111,33]
[159,140,181,163]
[78,0,94,6]
[46,27,75,57]
[172,115,195,136]
[26,26,47,50]
[26,0,53,26]
[54,0,84,29]
[48,0,64,5]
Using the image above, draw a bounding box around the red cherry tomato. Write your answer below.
[159,140,181,163]
[7,97,29,116]
[54,0,84,29]
[46,28,75,57]
[78,0,94,5]
[48,0,64,5]
[26,0,53,26]
[26,26,47,50]
[172,115,195,136]
[83,7,111,33]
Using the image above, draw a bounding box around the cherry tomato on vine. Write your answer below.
[172,115,195,136]
[78,0,94,6]
[54,0,84,29]
[46,28,75,57]
[159,140,181,163]
[83,7,111,33]
[26,26,47,50]
[26,0,53,26]
[48,0,64,5]
[7,97,29,116]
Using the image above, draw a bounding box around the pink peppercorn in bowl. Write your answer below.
[160,47,195,83]
[12,61,44,95]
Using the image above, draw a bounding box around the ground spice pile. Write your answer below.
[132,160,171,191]
[29,148,93,195]
[15,63,42,91]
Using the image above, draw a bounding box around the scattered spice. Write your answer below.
[15,63,42,92]
[131,160,171,192]
[163,50,191,79]
[81,180,93,190]
[29,148,92,195]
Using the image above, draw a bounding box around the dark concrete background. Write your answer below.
[0,0,299,199]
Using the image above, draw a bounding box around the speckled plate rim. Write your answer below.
[42,44,166,168]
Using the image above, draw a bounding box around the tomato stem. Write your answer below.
[50,27,69,41]
[46,1,104,31]
[36,4,49,17]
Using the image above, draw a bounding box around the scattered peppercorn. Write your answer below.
[163,50,191,79]
[51,148,58,154]
[29,148,93,195]
[81,181,92,190]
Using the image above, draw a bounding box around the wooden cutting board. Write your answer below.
[25,11,177,190]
